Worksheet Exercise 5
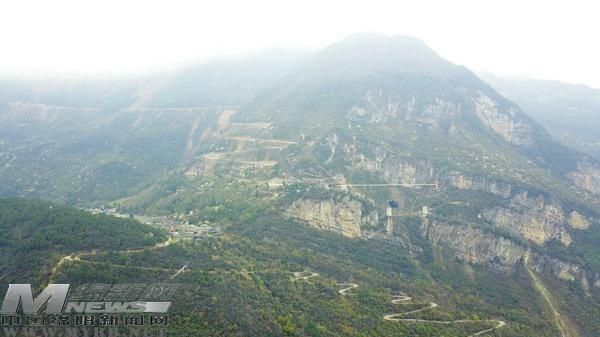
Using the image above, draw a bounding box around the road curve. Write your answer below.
[292,271,319,282]
[51,237,180,279]
[337,283,359,295]
[293,273,507,337]
[384,292,506,337]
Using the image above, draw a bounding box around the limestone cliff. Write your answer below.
[346,92,461,128]
[341,142,434,186]
[283,188,598,291]
[286,197,379,238]
[473,94,533,146]
[381,157,434,185]
[568,211,592,230]
[568,161,600,195]
[346,91,534,146]
[424,220,597,290]
[446,172,512,197]
[425,220,527,267]
[482,192,573,246]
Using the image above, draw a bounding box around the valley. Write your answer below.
[1,33,599,336]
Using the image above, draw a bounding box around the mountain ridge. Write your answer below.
[1,33,600,336]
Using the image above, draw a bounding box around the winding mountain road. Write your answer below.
[53,246,507,337]
[50,237,180,279]
[337,283,358,295]
[294,271,506,337]
[292,271,319,283]
[383,293,505,336]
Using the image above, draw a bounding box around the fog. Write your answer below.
[1,0,599,88]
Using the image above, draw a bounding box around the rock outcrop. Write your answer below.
[426,220,526,267]
[341,142,434,186]
[473,95,532,146]
[286,197,379,238]
[568,211,592,230]
[568,161,600,195]
[346,91,403,124]
[346,90,463,129]
[284,189,597,291]
[446,172,512,197]
[382,158,434,185]
[482,192,572,246]
[424,220,596,290]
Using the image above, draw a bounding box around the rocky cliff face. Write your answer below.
[345,89,535,147]
[346,91,461,128]
[568,211,592,230]
[425,220,527,267]
[482,192,573,246]
[283,186,598,293]
[446,172,512,197]
[286,197,379,238]
[346,91,404,124]
[568,161,600,195]
[424,220,597,291]
[381,157,434,185]
[473,95,533,146]
[334,137,593,246]
[340,142,435,186]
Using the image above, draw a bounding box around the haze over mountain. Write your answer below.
[1,33,599,336]
[482,72,600,160]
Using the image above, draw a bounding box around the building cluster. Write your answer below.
[167,223,222,239]
[84,207,222,240]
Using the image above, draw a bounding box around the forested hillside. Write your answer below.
[0,198,166,284]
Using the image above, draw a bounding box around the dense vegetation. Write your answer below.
[0,198,166,284]
[51,206,568,336]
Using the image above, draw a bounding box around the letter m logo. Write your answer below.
[1,284,69,314]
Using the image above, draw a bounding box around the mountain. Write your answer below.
[481,72,600,160]
[148,51,310,107]
[226,33,599,335]
[241,34,599,190]
[0,51,308,110]
[0,51,307,204]
[1,34,600,336]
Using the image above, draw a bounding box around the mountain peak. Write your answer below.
[306,33,447,75]
[334,32,431,50]
[244,33,479,118]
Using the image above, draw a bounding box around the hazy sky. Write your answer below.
[1,0,599,88]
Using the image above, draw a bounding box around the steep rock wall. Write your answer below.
[286,197,379,238]
[424,220,597,290]
[482,192,573,246]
